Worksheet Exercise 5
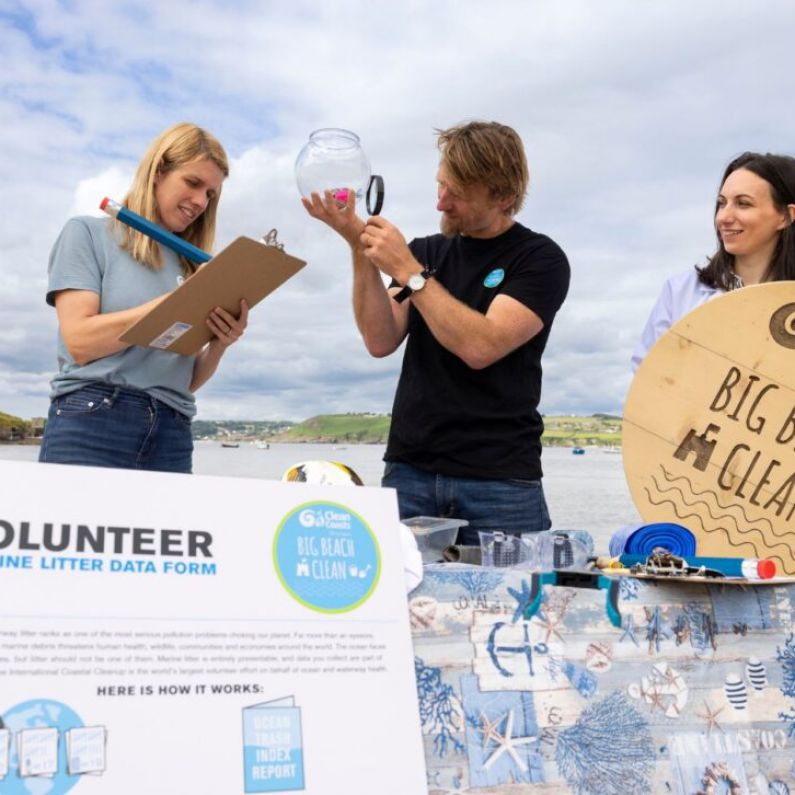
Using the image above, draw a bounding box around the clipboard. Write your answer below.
[119,234,306,356]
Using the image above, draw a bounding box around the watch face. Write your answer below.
[408,273,426,291]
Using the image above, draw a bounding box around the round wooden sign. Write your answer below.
[623,282,795,576]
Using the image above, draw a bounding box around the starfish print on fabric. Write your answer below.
[532,609,564,644]
[643,606,672,654]
[478,711,507,751]
[695,700,725,736]
[659,665,682,689]
[482,709,537,772]
[619,613,639,646]
[507,580,534,623]
[640,681,667,713]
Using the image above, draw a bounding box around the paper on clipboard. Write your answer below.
[119,235,305,356]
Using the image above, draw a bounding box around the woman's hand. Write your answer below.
[191,299,249,391]
[206,300,248,348]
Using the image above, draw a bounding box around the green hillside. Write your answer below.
[1,409,624,447]
[282,413,391,444]
[0,411,32,441]
[282,413,622,447]
[542,415,622,447]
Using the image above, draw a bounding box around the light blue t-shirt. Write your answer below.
[46,216,197,417]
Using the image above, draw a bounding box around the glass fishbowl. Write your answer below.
[295,128,383,214]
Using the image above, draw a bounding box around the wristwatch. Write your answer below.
[393,265,436,303]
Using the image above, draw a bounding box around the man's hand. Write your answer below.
[360,216,420,283]
[301,189,366,248]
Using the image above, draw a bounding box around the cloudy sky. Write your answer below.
[2,0,793,422]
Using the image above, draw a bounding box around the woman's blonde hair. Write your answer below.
[119,122,229,273]
[436,121,529,214]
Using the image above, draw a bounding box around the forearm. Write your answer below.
[60,294,167,366]
[409,282,497,368]
[191,340,225,391]
[351,245,405,357]
[411,282,541,370]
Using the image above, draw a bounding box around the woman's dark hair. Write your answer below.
[697,151,795,289]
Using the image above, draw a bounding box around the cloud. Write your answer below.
[70,166,132,217]
[2,0,795,422]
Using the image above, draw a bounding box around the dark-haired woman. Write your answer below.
[632,151,795,370]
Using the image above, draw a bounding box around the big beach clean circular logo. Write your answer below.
[273,501,381,613]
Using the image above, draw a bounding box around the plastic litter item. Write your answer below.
[442,545,482,565]
[521,569,622,627]
[478,531,534,568]
[403,516,469,564]
[534,530,590,570]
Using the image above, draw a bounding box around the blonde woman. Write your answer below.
[39,122,247,472]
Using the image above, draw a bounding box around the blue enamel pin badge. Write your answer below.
[484,268,505,288]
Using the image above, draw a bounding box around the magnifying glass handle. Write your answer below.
[366,175,385,215]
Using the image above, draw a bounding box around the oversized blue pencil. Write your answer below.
[100,197,211,264]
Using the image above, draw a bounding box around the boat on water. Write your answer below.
[601,444,622,454]
[254,441,270,450]
[221,442,240,449]
[572,447,586,455]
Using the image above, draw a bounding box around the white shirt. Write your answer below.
[399,523,424,593]
[631,269,724,371]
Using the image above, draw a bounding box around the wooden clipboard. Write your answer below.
[119,236,305,356]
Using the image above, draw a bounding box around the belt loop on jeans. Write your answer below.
[148,392,162,415]
[107,385,122,407]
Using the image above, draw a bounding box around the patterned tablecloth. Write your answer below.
[409,564,795,794]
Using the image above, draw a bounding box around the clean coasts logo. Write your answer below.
[273,502,380,613]
[298,509,317,527]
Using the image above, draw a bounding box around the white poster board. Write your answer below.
[0,461,426,794]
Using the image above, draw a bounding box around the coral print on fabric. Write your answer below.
[409,556,795,793]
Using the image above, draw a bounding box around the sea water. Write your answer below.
[1,442,640,553]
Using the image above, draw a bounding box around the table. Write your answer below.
[409,564,795,794]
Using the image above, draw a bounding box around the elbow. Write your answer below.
[62,334,100,367]
[460,347,499,371]
[365,341,396,359]
[362,333,399,359]
[67,345,93,368]
[462,356,492,371]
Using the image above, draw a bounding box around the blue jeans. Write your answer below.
[382,461,551,545]
[39,383,193,473]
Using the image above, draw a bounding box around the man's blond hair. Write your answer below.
[437,121,529,214]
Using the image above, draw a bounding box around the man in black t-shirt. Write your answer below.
[302,121,570,544]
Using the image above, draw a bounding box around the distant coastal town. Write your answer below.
[0,410,622,448]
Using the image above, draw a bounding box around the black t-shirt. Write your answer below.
[385,222,570,480]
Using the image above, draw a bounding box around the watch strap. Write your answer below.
[393,265,436,304]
